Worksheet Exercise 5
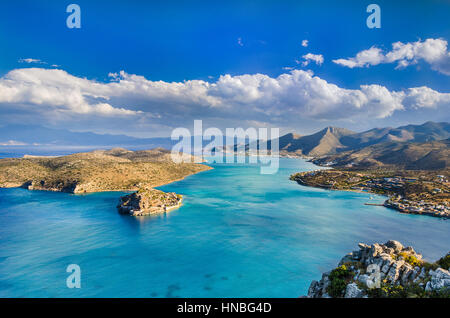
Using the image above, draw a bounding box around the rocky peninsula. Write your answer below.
[0,148,211,216]
[290,169,449,218]
[306,240,450,298]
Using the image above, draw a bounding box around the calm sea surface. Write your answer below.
[0,158,448,297]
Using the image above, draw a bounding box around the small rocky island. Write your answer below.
[117,188,183,216]
[306,240,450,298]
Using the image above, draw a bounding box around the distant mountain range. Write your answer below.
[271,121,450,157]
[275,126,355,156]
[242,121,450,170]
[0,124,174,148]
[1,122,449,169]
[312,138,450,170]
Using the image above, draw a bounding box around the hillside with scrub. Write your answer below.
[0,148,211,194]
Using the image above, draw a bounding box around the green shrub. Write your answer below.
[368,283,406,298]
[367,282,450,298]
[422,261,439,271]
[328,278,348,298]
[403,283,428,298]
[437,253,450,269]
[367,287,384,298]
[329,265,352,280]
[428,287,450,298]
[404,254,423,267]
[327,265,353,298]
[394,252,423,267]
[387,285,406,298]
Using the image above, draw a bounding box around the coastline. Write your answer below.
[0,165,213,194]
[3,164,211,216]
[0,150,214,217]
[290,170,449,219]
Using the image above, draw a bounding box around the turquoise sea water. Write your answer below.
[0,158,449,297]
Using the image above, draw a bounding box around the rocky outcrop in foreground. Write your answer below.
[117,188,182,216]
[307,240,450,298]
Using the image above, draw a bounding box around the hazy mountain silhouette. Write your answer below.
[0,124,173,148]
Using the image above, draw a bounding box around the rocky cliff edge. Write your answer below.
[307,240,450,298]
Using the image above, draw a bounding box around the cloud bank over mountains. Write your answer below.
[0,66,449,136]
[333,38,450,75]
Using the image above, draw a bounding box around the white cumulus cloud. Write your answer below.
[301,53,324,66]
[0,68,141,117]
[333,38,450,75]
[0,67,448,135]
[333,47,384,68]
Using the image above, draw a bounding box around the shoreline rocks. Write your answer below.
[306,240,450,298]
[117,188,183,216]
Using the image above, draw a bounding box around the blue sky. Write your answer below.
[0,0,449,137]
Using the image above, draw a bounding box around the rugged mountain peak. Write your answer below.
[321,126,355,136]
[284,132,302,139]
[277,133,303,143]
[275,121,450,157]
